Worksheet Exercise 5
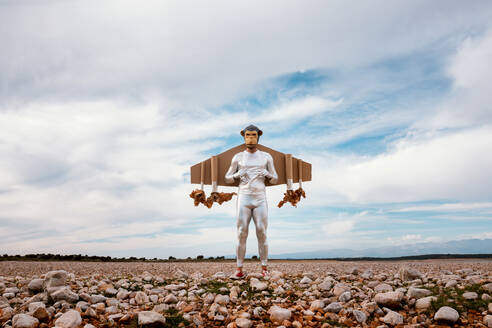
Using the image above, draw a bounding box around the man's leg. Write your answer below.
[252,196,268,270]
[236,194,252,271]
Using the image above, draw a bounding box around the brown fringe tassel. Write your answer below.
[278,187,306,208]
[190,190,237,208]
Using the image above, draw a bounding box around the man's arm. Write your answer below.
[225,154,240,184]
[265,153,278,184]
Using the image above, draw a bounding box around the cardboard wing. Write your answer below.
[190,144,311,187]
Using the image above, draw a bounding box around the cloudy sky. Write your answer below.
[1,0,492,259]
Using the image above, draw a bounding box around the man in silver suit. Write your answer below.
[225,125,278,278]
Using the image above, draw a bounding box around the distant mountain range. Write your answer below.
[265,238,492,259]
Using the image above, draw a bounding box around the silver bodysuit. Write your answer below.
[225,149,278,267]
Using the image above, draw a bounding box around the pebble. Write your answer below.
[138,311,166,325]
[382,309,403,325]
[375,291,403,308]
[353,309,367,324]
[236,317,253,328]
[12,314,39,328]
[407,287,431,299]
[250,278,268,291]
[434,306,459,323]
[484,315,492,328]
[415,296,437,310]
[270,305,291,323]
[0,261,491,327]
[324,302,342,313]
[462,291,478,300]
[54,310,82,328]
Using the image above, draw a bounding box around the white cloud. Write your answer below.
[394,202,492,212]
[1,1,491,106]
[322,220,354,235]
[313,125,492,203]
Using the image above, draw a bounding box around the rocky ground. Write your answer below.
[1,259,492,328]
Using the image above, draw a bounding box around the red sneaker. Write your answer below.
[231,270,244,279]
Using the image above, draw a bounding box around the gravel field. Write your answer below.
[1,259,491,327]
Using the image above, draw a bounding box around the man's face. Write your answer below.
[244,130,258,148]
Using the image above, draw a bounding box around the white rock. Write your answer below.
[54,310,81,328]
[375,291,403,308]
[105,306,118,314]
[44,270,68,289]
[333,283,350,296]
[50,287,79,303]
[353,310,367,324]
[269,306,291,323]
[28,279,44,293]
[339,291,352,302]
[382,309,403,325]
[214,294,230,305]
[164,294,178,304]
[236,317,252,328]
[484,315,492,328]
[434,306,459,323]
[1,306,14,322]
[415,296,437,310]
[462,291,478,300]
[84,325,96,328]
[174,269,189,279]
[300,276,312,285]
[407,287,432,299]
[483,283,492,294]
[318,280,332,291]
[135,291,148,305]
[165,283,185,291]
[324,302,342,313]
[138,311,166,325]
[213,272,226,279]
[445,280,457,288]
[253,306,264,318]
[270,271,284,281]
[116,289,129,300]
[204,293,215,304]
[89,294,106,304]
[12,314,39,328]
[29,302,49,322]
[250,278,268,291]
[374,283,393,293]
[274,286,285,295]
[399,267,423,281]
[310,300,325,311]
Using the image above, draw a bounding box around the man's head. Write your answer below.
[240,124,262,148]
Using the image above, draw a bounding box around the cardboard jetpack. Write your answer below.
[189,144,312,208]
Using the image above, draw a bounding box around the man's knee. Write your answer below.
[237,227,249,242]
[256,227,267,243]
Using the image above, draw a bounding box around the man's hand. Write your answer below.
[257,168,272,179]
[233,168,248,180]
